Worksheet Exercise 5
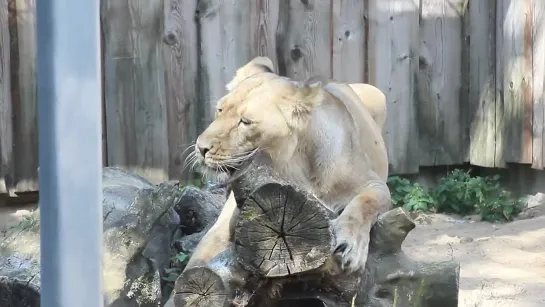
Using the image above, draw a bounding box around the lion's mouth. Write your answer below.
[198,151,259,183]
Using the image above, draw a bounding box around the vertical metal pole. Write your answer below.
[36,0,104,306]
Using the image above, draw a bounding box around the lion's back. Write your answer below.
[321,82,389,182]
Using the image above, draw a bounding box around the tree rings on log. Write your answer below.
[234,182,335,277]
[174,267,228,307]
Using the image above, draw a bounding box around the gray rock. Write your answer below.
[174,186,225,236]
[0,167,183,307]
[526,192,545,209]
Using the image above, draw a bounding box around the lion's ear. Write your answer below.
[282,83,323,132]
[226,57,276,91]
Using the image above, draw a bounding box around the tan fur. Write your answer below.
[192,57,392,273]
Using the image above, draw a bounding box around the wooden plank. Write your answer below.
[468,0,498,167]
[500,0,533,164]
[221,0,251,83]
[0,0,13,194]
[532,0,545,169]
[197,0,256,127]
[10,0,38,192]
[101,0,169,184]
[249,0,280,68]
[276,0,332,81]
[417,0,465,167]
[163,0,199,183]
[368,0,420,174]
[331,0,366,83]
[196,0,224,129]
[495,0,506,167]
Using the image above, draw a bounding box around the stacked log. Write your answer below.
[173,154,459,307]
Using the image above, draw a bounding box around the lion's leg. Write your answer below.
[184,190,239,268]
[332,180,392,273]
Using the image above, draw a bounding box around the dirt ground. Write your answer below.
[1,205,544,306]
[403,213,545,307]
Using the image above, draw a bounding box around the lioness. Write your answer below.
[190,56,392,274]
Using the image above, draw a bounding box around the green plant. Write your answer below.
[386,169,525,222]
[386,176,413,207]
[433,170,524,221]
[402,183,435,213]
[387,176,435,213]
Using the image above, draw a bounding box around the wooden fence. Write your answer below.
[0,0,544,195]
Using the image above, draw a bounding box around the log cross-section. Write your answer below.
[235,182,335,277]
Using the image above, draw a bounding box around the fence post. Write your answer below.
[36,0,104,306]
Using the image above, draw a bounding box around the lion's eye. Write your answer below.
[239,118,252,126]
[217,108,223,113]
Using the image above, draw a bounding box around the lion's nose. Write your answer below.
[196,138,211,157]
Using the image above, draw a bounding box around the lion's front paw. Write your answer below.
[332,215,370,274]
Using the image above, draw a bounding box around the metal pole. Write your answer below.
[36,0,104,306]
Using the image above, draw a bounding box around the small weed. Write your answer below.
[162,252,190,283]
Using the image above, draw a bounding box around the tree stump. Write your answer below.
[173,153,460,306]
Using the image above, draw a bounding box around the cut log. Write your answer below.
[230,208,459,307]
[174,152,460,306]
[174,244,248,307]
[227,153,459,306]
[173,192,251,307]
[234,182,335,277]
[230,153,337,277]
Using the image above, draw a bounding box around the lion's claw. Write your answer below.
[332,216,370,274]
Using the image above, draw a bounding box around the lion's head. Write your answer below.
[190,57,323,183]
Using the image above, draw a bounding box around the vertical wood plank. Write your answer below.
[163,0,199,182]
[101,0,169,184]
[531,0,545,169]
[249,0,280,68]
[501,0,533,164]
[221,0,251,83]
[11,0,38,192]
[368,0,420,174]
[0,0,13,194]
[276,0,332,81]
[331,0,366,83]
[196,0,252,128]
[196,0,225,129]
[468,0,498,167]
[417,0,465,166]
[495,0,506,167]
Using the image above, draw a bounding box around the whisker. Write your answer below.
[181,144,196,156]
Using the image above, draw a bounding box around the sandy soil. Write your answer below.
[403,213,545,307]
[1,204,544,306]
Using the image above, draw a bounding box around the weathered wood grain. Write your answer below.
[0,0,13,194]
[500,0,534,164]
[196,0,224,129]
[495,0,507,167]
[196,0,252,128]
[417,0,465,167]
[368,0,420,174]
[10,0,38,192]
[221,0,251,83]
[468,0,498,167]
[532,0,545,169]
[163,0,199,183]
[276,0,332,81]
[331,0,366,83]
[101,0,169,184]
[249,0,280,69]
